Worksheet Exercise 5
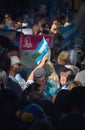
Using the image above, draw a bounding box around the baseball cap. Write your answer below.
[65,65,79,75]
[10,56,21,66]
[34,68,46,81]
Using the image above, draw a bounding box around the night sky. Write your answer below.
[0,0,49,13]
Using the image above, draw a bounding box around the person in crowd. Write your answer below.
[67,80,82,90]
[16,103,49,130]
[74,69,85,86]
[68,38,83,67]
[53,89,71,126]
[32,24,40,35]
[79,52,85,71]
[0,54,11,89]
[29,119,54,130]
[74,49,85,86]
[4,12,14,29]
[8,55,22,97]
[50,19,62,35]
[22,82,44,103]
[55,67,74,93]
[54,51,71,77]
[25,54,58,101]
[55,86,85,130]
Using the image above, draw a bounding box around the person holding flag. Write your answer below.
[23,36,58,102]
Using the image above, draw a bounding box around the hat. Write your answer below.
[65,65,79,75]
[58,51,69,61]
[16,103,46,124]
[34,68,46,81]
[10,56,21,66]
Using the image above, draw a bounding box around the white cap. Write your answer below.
[10,56,21,66]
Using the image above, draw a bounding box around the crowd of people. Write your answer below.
[0,0,85,130]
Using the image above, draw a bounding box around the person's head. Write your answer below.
[53,89,71,123]
[15,19,22,29]
[33,68,47,91]
[68,81,82,90]
[16,103,47,130]
[23,82,42,101]
[9,56,21,76]
[57,51,71,65]
[6,45,19,57]
[4,12,12,23]
[70,86,85,114]
[32,24,40,35]
[0,54,11,74]
[0,35,13,50]
[65,65,79,75]
[29,119,54,130]
[60,68,73,86]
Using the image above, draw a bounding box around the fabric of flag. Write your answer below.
[35,37,50,64]
[61,22,79,43]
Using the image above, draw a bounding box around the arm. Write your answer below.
[27,54,48,81]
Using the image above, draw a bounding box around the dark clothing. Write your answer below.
[54,63,67,77]
[56,114,85,130]
[8,77,22,99]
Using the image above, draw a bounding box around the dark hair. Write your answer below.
[22,83,41,101]
[70,86,85,110]
[29,119,54,130]
[0,54,11,73]
[0,35,12,48]
[0,54,11,89]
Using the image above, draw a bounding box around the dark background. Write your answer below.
[0,0,50,18]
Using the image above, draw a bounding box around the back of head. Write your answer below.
[29,119,54,130]
[70,86,85,113]
[0,54,11,73]
[68,81,82,90]
[57,51,70,64]
[17,103,47,130]
[0,35,12,48]
[43,63,53,77]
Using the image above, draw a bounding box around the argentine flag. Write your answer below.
[35,37,50,64]
[61,22,79,43]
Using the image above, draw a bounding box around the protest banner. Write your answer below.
[19,35,53,69]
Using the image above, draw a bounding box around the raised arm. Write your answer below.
[27,54,48,81]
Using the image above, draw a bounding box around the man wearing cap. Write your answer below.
[25,55,55,100]
[9,56,21,79]
[8,56,22,98]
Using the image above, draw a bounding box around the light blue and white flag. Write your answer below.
[35,37,50,64]
[61,22,79,43]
